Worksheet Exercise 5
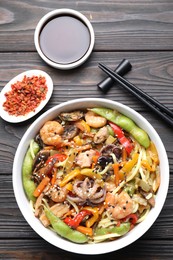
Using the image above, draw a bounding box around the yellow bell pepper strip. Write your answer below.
[65,182,73,191]
[76,226,93,237]
[109,122,134,155]
[63,149,77,174]
[73,135,83,146]
[59,168,80,187]
[33,176,50,197]
[80,168,102,180]
[64,210,92,229]
[141,160,152,171]
[91,107,150,148]
[83,206,99,228]
[147,141,159,164]
[118,153,139,180]
[75,119,90,133]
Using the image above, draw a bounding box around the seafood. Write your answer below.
[75,149,96,168]
[68,178,106,205]
[85,110,107,128]
[40,121,64,146]
[46,185,68,203]
[106,191,134,220]
[22,107,160,244]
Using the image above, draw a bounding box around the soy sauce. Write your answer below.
[39,16,91,64]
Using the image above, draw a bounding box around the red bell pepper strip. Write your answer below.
[122,213,138,225]
[64,210,92,229]
[44,154,67,176]
[109,122,133,155]
[46,153,67,165]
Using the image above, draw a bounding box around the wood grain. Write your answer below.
[0,239,173,259]
[0,0,173,259]
[0,1,173,51]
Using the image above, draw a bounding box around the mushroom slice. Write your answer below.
[59,111,84,121]
[62,124,78,139]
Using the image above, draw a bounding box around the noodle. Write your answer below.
[23,108,160,243]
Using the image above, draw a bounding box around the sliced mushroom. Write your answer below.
[59,111,84,121]
[101,144,122,160]
[33,150,50,171]
[62,124,78,139]
[34,134,44,148]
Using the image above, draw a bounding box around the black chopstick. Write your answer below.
[98,62,173,127]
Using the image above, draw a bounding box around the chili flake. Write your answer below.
[3,75,48,116]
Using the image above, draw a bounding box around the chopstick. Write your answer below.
[98,62,173,127]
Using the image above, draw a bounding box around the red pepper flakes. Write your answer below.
[3,75,48,116]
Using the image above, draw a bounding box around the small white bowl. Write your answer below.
[34,9,95,70]
[13,98,169,254]
[0,70,53,123]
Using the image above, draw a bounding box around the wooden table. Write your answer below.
[0,1,173,259]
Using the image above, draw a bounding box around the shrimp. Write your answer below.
[105,191,133,220]
[48,186,68,203]
[85,111,107,128]
[40,121,64,146]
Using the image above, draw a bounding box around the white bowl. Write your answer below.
[13,98,169,254]
[34,9,95,70]
[0,70,53,123]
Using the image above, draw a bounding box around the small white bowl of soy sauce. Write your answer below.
[34,9,95,70]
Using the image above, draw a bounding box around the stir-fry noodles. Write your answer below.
[22,107,160,244]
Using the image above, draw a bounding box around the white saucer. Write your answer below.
[0,70,53,123]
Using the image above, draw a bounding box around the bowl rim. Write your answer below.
[12,98,170,255]
[34,8,95,70]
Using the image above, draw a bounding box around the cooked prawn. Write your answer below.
[40,121,64,146]
[85,111,107,128]
[105,191,133,220]
[48,186,68,203]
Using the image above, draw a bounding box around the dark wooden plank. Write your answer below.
[1,51,173,108]
[0,239,173,259]
[0,51,173,169]
[1,0,173,51]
